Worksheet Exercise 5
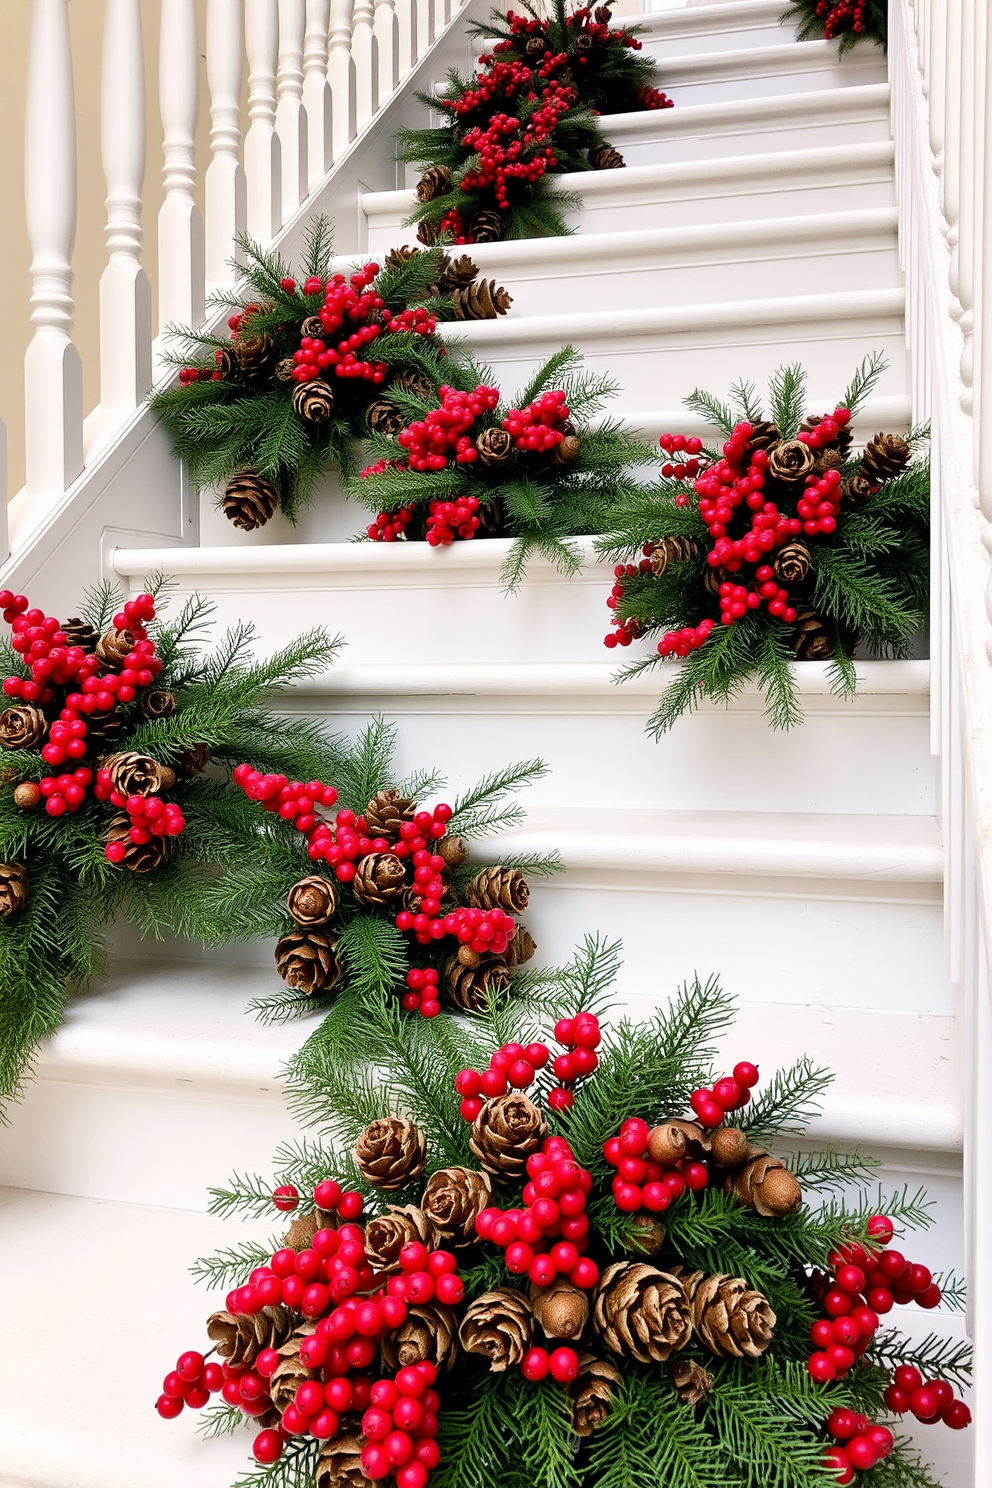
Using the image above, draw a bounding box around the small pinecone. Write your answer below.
[469,1094,547,1180]
[213,345,236,380]
[140,689,178,720]
[504,925,537,967]
[300,316,325,340]
[451,280,513,320]
[352,851,408,906]
[364,789,415,841]
[0,703,47,750]
[861,431,911,484]
[439,254,480,290]
[416,166,453,202]
[61,617,100,653]
[269,1326,319,1410]
[365,1204,437,1271]
[703,564,731,597]
[574,31,594,51]
[177,742,211,777]
[679,1270,776,1358]
[772,541,811,586]
[551,434,581,465]
[588,144,625,170]
[767,439,816,486]
[459,1288,533,1370]
[470,210,504,244]
[105,811,167,872]
[747,420,780,454]
[95,626,136,669]
[790,608,835,661]
[477,498,506,536]
[391,369,435,402]
[355,1116,428,1191]
[86,708,124,745]
[842,472,873,509]
[593,1262,692,1363]
[292,377,335,424]
[707,1127,749,1168]
[530,1278,589,1340]
[650,537,702,577]
[381,1302,460,1373]
[287,875,338,926]
[813,446,845,477]
[725,1148,802,1217]
[206,1305,295,1367]
[438,834,468,867]
[366,400,405,437]
[274,928,343,994]
[443,951,509,1011]
[650,1118,709,1162]
[465,866,529,914]
[223,470,278,531]
[476,427,514,468]
[235,333,276,381]
[569,1353,621,1436]
[525,33,549,55]
[275,357,296,383]
[384,245,420,271]
[670,1357,714,1406]
[801,414,854,457]
[282,1208,336,1250]
[416,217,441,248]
[317,1435,373,1488]
[0,863,28,918]
[104,750,174,797]
[420,1165,492,1246]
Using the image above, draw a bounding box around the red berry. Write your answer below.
[807,1352,836,1383]
[156,1393,183,1419]
[272,1183,300,1211]
[846,1437,877,1471]
[548,1346,579,1382]
[822,1447,854,1485]
[827,1408,859,1440]
[732,1061,759,1088]
[521,1346,550,1380]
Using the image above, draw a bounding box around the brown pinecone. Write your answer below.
[443,951,509,1011]
[470,210,504,244]
[416,166,453,202]
[790,608,835,661]
[459,1288,533,1370]
[525,33,549,55]
[235,333,276,381]
[438,834,468,867]
[140,689,178,720]
[355,1117,428,1191]
[420,1165,492,1245]
[364,789,415,841]
[747,420,780,454]
[588,144,625,170]
[593,1262,692,1363]
[223,470,278,531]
[206,1305,295,1367]
[552,433,581,465]
[365,1205,437,1272]
[317,1435,373,1488]
[842,472,873,509]
[465,866,529,914]
[650,537,702,577]
[767,440,816,486]
[648,1118,709,1161]
[366,400,405,437]
[381,1302,460,1372]
[593,4,613,21]
[451,280,513,321]
[813,446,845,477]
[470,1094,547,1180]
[300,316,325,339]
[105,811,168,872]
[475,427,514,468]
[269,1326,319,1410]
[861,431,911,484]
[530,1278,589,1340]
[86,707,124,745]
[504,925,537,967]
[0,703,47,750]
[391,369,435,403]
[801,414,854,457]
[274,928,343,994]
[352,852,408,906]
[703,564,731,597]
[293,378,335,424]
[439,254,480,290]
[95,626,136,669]
[475,498,506,535]
[103,751,175,797]
[772,541,811,586]
[725,1148,802,1217]
[625,1216,667,1256]
[287,875,338,926]
[416,217,441,247]
[679,1270,776,1358]
[384,245,420,271]
[670,1357,714,1405]
[177,742,211,777]
[707,1127,749,1168]
[282,1208,336,1250]
[61,617,100,653]
[213,345,236,380]
[0,863,28,918]
[574,31,594,51]
[275,357,296,383]
[569,1353,621,1436]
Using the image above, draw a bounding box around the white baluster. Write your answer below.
[352,0,377,129]
[374,0,399,105]
[303,0,334,188]
[245,0,282,241]
[205,0,247,287]
[276,0,309,217]
[416,0,434,66]
[23,0,83,504]
[977,0,992,516]
[100,0,151,413]
[954,0,979,411]
[328,0,356,161]
[395,0,417,76]
[158,0,204,334]
[927,0,946,176]
[941,0,962,244]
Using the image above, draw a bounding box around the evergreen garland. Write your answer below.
[595,357,930,733]
[784,0,886,51]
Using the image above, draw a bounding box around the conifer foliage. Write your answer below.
[160,942,969,1488]
[785,0,887,52]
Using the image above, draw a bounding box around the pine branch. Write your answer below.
[767,364,807,440]
[191,1239,278,1290]
[740,1058,834,1143]
[843,351,887,414]
[447,759,548,838]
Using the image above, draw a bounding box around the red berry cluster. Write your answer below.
[357,1363,444,1485]
[603,559,650,649]
[287,265,436,389]
[100,774,186,859]
[233,764,340,837]
[689,1060,759,1127]
[604,1117,709,1215]
[38,766,94,816]
[883,1365,971,1432]
[637,84,674,110]
[655,619,716,658]
[659,432,702,480]
[549,1011,602,1108]
[455,1037,551,1119]
[396,385,501,471]
[178,363,223,384]
[425,495,480,546]
[368,502,417,543]
[402,966,441,1018]
[155,1349,224,1419]
[460,86,570,208]
[822,1410,893,1482]
[815,0,867,38]
[501,390,570,451]
[415,903,514,953]
[476,1133,600,1293]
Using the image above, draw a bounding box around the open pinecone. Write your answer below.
[465,866,529,914]
[287,875,338,926]
[364,1205,436,1271]
[364,790,415,841]
[504,925,537,967]
[670,1357,714,1405]
[724,1148,802,1217]
[588,143,624,170]
[439,254,480,290]
[366,400,405,437]
[282,1207,337,1251]
[530,1279,589,1341]
[650,537,702,577]
[104,751,175,797]
[140,689,178,720]
[438,834,468,867]
[569,1353,621,1435]
[861,431,911,484]
[747,420,780,453]
[593,1262,692,1363]
[61,617,100,652]
[471,210,504,244]
[206,1304,295,1367]
[772,541,811,585]
[274,928,342,994]
[416,166,453,202]
[355,1117,428,1191]
[95,626,135,669]
[390,369,435,403]
[443,951,509,1011]
[235,333,276,381]
[381,1302,460,1372]
[476,427,514,468]
[292,378,335,424]
[678,1269,776,1358]
[0,703,46,749]
[790,608,835,660]
[0,863,28,918]
[352,852,408,906]
[105,811,167,872]
[842,472,873,509]
[223,471,277,531]
[470,1094,547,1180]
[451,279,513,320]
[420,1166,492,1246]
[767,439,816,486]
[317,1435,373,1488]
[459,1288,533,1370]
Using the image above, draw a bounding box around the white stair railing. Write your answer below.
[158,0,205,338]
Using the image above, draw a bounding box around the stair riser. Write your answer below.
[633,45,887,106]
[634,10,803,57]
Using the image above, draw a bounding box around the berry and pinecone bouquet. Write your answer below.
[785,0,886,51]
[151,221,513,532]
[160,940,970,1488]
[595,355,929,733]
[354,347,653,589]
[0,577,346,1105]
[396,0,672,246]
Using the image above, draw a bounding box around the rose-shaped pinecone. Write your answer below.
[0,863,28,918]
[0,704,47,750]
[679,1270,776,1358]
[416,166,453,202]
[364,790,415,841]
[391,369,435,402]
[61,617,100,652]
[355,1117,428,1191]
[105,811,168,872]
[381,1302,460,1373]
[269,1326,319,1410]
[365,1205,436,1272]
[443,952,509,1012]
[569,1353,621,1436]
[420,1165,492,1246]
[475,427,514,468]
[223,471,278,531]
[94,626,135,669]
[471,211,504,244]
[104,751,174,797]
[593,1262,692,1363]
[588,143,624,170]
[470,1094,547,1180]
[450,280,513,321]
[670,1357,714,1405]
[465,866,529,914]
[790,608,835,661]
[439,254,480,291]
[650,537,701,577]
[274,928,342,994]
[366,400,405,437]
[772,541,811,586]
[767,439,816,486]
[438,834,468,867]
[206,1305,295,1367]
[140,689,178,720]
[235,332,276,381]
[842,472,873,509]
[861,431,911,484]
[287,875,338,926]
[525,32,549,55]
[530,1279,589,1341]
[747,420,780,454]
[504,926,537,967]
[293,378,335,424]
[352,852,408,906]
[317,1437,373,1488]
[725,1148,802,1217]
[459,1288,533,1371]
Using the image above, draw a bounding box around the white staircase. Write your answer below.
[0,2,980,1485]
